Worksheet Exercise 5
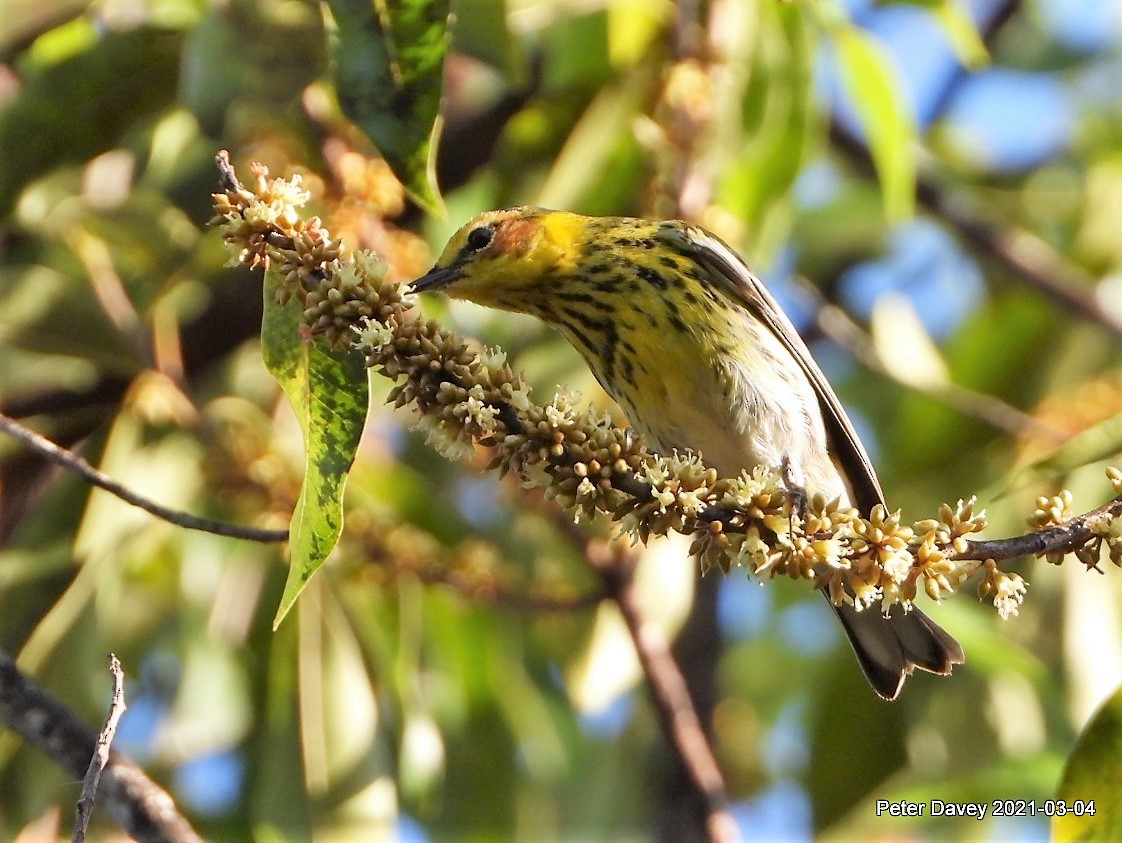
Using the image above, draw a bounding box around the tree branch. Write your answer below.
[0,412,289,543]
[589,547,740,843]
[74,654,127,843]
[796,274,1068,443]
[951,496,1122,563]
[828,124,1122,341]
[0,649,203,843]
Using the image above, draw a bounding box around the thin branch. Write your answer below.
[950,496,1122,563]
[590,547,740,843]
[0,412,288,543]
[0,649,203,843]
[828,124,1122,341]
[796,275,1068,444]
[74,654,127,843]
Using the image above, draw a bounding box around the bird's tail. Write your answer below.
[831,599,964,700]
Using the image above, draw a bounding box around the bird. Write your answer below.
[410,206,963,699]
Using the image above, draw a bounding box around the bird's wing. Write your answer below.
[661,222,885,513]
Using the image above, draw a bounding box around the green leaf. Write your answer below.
[832,25,917,222]
[880,0,989,68]
[262,272,369,628]
[929,0,988,68]
[1055,683,1122,840]
[327,0,450,214]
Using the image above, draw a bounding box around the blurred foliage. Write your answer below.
[1,0,1122,840]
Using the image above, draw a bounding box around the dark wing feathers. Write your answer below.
[660,222,885,514]
[657,222,963,700]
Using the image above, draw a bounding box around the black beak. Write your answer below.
[409,264,462,294]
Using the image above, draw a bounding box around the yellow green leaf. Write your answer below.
[261,271,369,628]
[1056,683,1122,840]
[833,25,917,222]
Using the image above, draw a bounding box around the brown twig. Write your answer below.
[0,649,203,843]
[0,412,289,543]
[950,496,1122,562]
[590,547,740,843]
[796,275,1067,443]
[827,3,1122,339]
[74,654,127,843]
[828,124,1122,341]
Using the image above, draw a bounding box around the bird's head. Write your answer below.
[410,207,584,313]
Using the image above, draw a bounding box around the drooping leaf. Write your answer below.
[261,272,369,628]
[327,0,451,214]
[1055,683,1122,840]
[832,25,917,222]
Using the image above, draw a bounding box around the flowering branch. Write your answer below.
[210,151,1122,625]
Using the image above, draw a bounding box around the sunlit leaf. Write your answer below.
[881,0,988,69]
[929,0,988,68]
[328,0,450,214]
[1055,683,1122,840]
[607,0,668,68]
[1006,410,1122,491]
[871,292,950,388]
[0,0,91,56]
[297,585,395,813]
[832,25,917,221]
[261,272,369,628]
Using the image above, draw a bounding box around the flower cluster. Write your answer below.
[211,159,389,347]
[211,155,1122,621]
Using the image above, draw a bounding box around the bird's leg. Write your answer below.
[779,456,809,529]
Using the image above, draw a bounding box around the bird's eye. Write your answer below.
[466,225,495,252]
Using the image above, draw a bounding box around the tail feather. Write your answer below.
[830,596,964,700]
